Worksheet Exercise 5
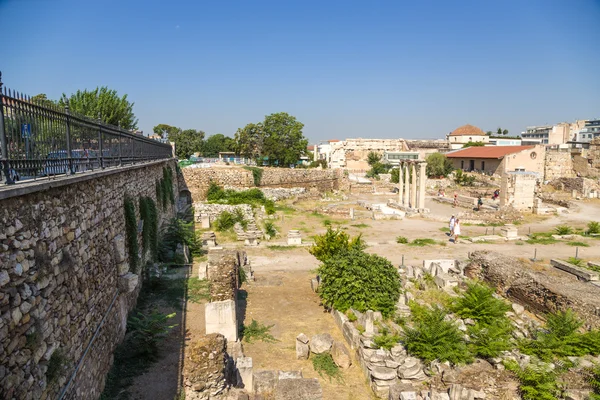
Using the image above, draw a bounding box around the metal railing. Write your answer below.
[0,72,173,185]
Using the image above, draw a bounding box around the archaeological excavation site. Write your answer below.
[3,143,600,400]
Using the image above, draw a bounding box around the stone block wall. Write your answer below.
[544,150,574,181]
[0,159,178,399]
[500,172,538,211]
[180,167,348,202]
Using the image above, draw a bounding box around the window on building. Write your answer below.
[461,160,464,169]
[481,161,485,170]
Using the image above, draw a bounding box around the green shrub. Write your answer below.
[409,238,436,247]
[317,247,401,317]
[240,319,277,343]
[309,227,365,263]
[263,221,278,238]
[390,168,399,183]
[264,199,276,215]
[587,221,600,235]
[450,282,511,325]
[127,310,177,359]
[504,360,560,400]
[567,257,584,266]
[374,330,401,351]
[312,353,343,383]
[243,166,263,186]
[213,211,241,232]
[454,169,475,186]
[402,304,472,364]
[426,153,454,178]
[158,217,202,262]
[124,197,139,272]
[585,363,600,400]
[468,322,514,358]
[346,311,357,322]
[526,232,558,245]
[555,225,573,235]
[396,236,408,244]
[139,197,159,260]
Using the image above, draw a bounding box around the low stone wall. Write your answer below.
[544,150,574,181]
[193,204,254,226]
[181,167,348,202]
[0,159,178,399]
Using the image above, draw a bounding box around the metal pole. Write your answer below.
[98,115,104,169]
[0,72,15,184]
[118,122,122,166]
[65,105,73,174]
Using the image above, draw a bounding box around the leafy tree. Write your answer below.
[235,122,264,161]
[173,129,205,159]
[202,133,236,157]
[425,153,454,178]
[485,131,493,136]
[503,129,509,135]
[317,246,401,317]
[391,168,399,183]
[367,151,382,166]
[262,112,307,166]
[153,124,181,141]
[31,93,58,108]
[60,86,138,129]
[497,127,503,135]
[366,162,389,179]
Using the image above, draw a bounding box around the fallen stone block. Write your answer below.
[551,259,599,281]
[434,273,458,289]
[253,370,278,395]
[278,370,303,380]
[331,341,351,369]
[310,333,333,354]
[274,378,323,400]
[236,357,253,390]
[296,334,310,360]
[118,272,139,293]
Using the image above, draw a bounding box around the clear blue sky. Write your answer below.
[1,0,599,142]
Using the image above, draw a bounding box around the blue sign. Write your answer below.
[21,124,31,139]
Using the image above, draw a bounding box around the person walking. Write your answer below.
[454,219,461,244]
[453,192,458,208]
[449,215,455,236]
[477,196,483,211]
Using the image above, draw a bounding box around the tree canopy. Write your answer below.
[203,133,236,157]
[235,113,308,166]
[425,152,454,178]
[59,86,138,130]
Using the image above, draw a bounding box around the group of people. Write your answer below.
[449,215,461,244]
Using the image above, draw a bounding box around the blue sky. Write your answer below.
[1,0,599,142]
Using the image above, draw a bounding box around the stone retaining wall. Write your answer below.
[0,160,178,399]
[544,150,574,181]
[180,167,348,202]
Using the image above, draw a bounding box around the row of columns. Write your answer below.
[397,161,427,210]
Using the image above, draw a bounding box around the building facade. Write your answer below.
[575,119,600,143]
[446,124,489,149]
[446,145,545,176]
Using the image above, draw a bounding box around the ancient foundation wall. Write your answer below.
[500,172,537,210]
[0,159,178,399]
[544,150,574,181]
[180,167,348,202]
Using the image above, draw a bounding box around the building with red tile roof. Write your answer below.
[446,145,545,175]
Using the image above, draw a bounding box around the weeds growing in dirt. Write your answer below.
[240,320,277,343]
[408,238,437,247]
[567,241,589,247]
[312,353,344,383]
[396,236,408,244]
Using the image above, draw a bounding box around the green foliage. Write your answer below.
[346,311,357,322]
[374,330,401,351]
[243,166,263,186]
[213,210,247,232]
[426,152,455,178]
[264,200,276,215]
[462,141,485,148]
[519,309,600,361]
[155,180,163,208]
[158,218,202,262]
[127,310,177,359]
[309,159,328,169]
[60,86,138,129]
[555,225,573,235]
[567,257,584,266]
[163,167,175,205]
[239,266,247,284]
[202,133,236,157]
[367,152,382,166]
[409,238,437,246]
[585,364,600,400]
[139,197,159,260]
[240,319,277,343]
[402,304,472,364]
[504,360,560,400]
[263,221,278,238]
[46,349,67,383]
[567,241,589,247]
[391,167,399,183]
[454,169,476,186]
[468,322,514,358]
[351,223,370,229]
[366,162,390,179]
[587,221,600,235]
[526,232,558,245]
[206,183,269,209]
[187,279,211,303]
[309,227,366,263]
[450,282,511,325]
[312,353,344,383]
[124,197,139,272]
[317,247,401,317]
[396,236,408,244]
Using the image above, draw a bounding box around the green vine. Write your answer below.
[162,167,175,206]
[139,197,159,260]
[124,197,139,272]
[243,166,263,186]
[155,180,163,209]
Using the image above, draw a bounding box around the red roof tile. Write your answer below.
[449,124,485,136]
[446,146,534,159]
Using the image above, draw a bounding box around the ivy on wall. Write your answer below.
[124,197,139,272]
[139,197,159,260]
[243,166,263,186]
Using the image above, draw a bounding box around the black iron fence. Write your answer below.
[0,72,173,185]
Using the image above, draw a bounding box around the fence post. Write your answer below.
[97,115,104,169]
[118,122,122,167]
[132,135,135,165]
[65,105,73,174]
[0,72,15,184]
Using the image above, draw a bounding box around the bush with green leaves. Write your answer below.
[454,169,476,186]
[450,282,511,325]
[263,221,278,238]
[390,168,399,183]
[587,221,600,235]
[554,225,573,235]
[402,304,472,364]
[127,310,177,359]
[213,209,247,232]
[317,246,400,317]
[158,217,202,262]
[504,360,560,400]
[374,329,401,351]
[519,309,600,361]
[426,152,454,178]
[585,364,600,400]
[240,319,277,343]
[396,236,408,244]
[312,353,343,383]
[309,227,365,263]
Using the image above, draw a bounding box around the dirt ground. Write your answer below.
[122,191,600,400]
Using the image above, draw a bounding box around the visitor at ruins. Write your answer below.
[492,189,500,200]
[449,215,455,236]
[477,196,483,211]
[453,192,458,207]
[454,219,461,244]
[438,188,445,197]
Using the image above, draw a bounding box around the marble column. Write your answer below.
[417,162,427,210]
[403,164,410,206]
[410,164,417,209]
[398,166,403,205]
